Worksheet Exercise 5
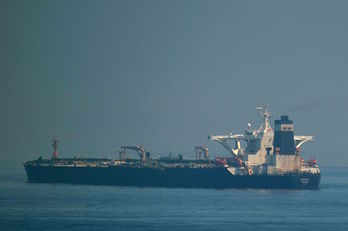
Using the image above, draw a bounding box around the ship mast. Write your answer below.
[52,136,58,159]
[256,106,272,132]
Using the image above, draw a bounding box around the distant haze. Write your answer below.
[1,0,348,167]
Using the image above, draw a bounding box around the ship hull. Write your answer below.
[24,165,321,189]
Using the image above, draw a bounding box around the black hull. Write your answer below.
[24,165,321,189]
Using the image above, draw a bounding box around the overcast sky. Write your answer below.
[1,0,348,167]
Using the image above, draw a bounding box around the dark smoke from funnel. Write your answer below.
[283,100,321,114]
[283,97,348,114]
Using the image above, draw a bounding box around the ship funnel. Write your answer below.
[273,115,296,155]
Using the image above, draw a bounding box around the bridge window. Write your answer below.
[245,138,261,154]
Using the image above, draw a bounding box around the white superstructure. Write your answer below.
[209,106,318,174]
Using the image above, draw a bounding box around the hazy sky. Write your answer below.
[1,0,348,167]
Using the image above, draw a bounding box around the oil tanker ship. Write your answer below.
[24,107,321,189]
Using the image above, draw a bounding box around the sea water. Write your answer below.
[0,166,347,230]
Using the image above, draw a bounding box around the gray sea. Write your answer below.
[0,166,347,231]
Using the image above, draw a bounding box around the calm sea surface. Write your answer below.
[0,166,347,231]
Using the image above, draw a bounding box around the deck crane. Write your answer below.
[194,146,209,160]
[119,146,146,161]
